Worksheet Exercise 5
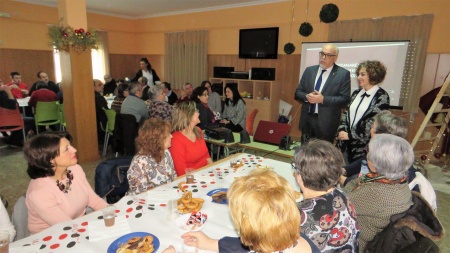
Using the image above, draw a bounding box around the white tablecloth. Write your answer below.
[10,153,298,253]
[16,97,30,107]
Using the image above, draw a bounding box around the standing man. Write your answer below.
[29,71,59,95]
[5,72,29,98]
[295,43,350,143]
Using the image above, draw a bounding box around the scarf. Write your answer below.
[352,172,407,191]
[201,102,215,123]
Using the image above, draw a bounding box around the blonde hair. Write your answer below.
[171,101,201,139]
[228,168,300,253]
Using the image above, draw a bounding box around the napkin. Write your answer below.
[147,188,179,204]
[88,215,131,241]
[9,244,41,253]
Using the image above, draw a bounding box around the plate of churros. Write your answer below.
[108,232,159,253]
[207,188,228,204]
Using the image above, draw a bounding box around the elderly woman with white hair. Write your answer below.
[147,85,173,121]
[343,134,414,252]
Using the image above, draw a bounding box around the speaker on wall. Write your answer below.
[251,68,276,81]
[214,66,235,78]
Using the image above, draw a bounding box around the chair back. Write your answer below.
[0,106,24,132]
[35,102,60,126]
[12,194,30,241]
[246,108,259,135]
[114,113,138,156]
[56,102,66,130]
[103,108,116,133]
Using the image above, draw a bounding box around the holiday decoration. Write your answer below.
[434,152,442,159]
[284,43,296,54]
[49,21,98,53]
[421,155,427,161]
[299,22,313,37]
[319,3,339,23]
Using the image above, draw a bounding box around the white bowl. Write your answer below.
[175,213,207,232]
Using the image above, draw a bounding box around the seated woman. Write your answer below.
[111,83,129,113]
[169,101,212,176]
[147,85,173,121]
[293,140,359,252]
[192,86,217,129]
[220,84,246,132]
[126,118,177,195]
[176,168,320,253]
[343,134,414,251]
[24,132,107,234]
[336,60,390,163]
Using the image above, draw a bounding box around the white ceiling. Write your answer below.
[13,0,287,19]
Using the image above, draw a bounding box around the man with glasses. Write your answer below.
[295,43,350,143]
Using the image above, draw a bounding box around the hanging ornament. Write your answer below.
[443,153,447,157]
[319,3,339,23]
[421,155,427,161]
[299,22,313,37]
[284,43,296,54]
[435,153,442,159]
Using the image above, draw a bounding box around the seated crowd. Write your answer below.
[0,57,443,252]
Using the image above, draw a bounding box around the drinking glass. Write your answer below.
[182,243,198,253]
[215,170,224,187]
[166,199,179,222]
[185,168,195,184]
[102,204,116,227]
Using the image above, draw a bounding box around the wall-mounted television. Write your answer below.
[239,27,279,59]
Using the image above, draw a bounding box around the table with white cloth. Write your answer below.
[10,153,299,253]
[105,96,115,109]
[16,97,31,116]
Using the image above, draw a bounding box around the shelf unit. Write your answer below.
[209,78,280,124]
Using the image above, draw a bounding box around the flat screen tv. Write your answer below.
[239,27,279,59]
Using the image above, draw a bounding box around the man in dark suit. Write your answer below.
[295,43,351,143]
[162,81,178,105]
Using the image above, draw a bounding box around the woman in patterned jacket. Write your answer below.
[126,118,177,195]
[337,60,390,163]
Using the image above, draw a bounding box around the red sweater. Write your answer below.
[28,89,57,108]
[6,82,28,98]
[169,129,210,176]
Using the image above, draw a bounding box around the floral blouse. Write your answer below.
[126,150,177,195]
[148,100,173,121]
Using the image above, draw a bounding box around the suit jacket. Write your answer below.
[338,88,390,162]
[131,69,160,84]
[167,90,178,105]
[295,64,351,136]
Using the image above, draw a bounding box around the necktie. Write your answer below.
[351,93,370,128]
[309,69,327,114]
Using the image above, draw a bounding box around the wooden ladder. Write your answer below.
[411,73,450,163]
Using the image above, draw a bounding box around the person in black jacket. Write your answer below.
[29,71,60,95]
[192,86,217,129]
[162,82,178,105]
[94,79,108,144]
[130,57,161,85]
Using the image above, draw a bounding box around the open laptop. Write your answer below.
[253,120,291,145]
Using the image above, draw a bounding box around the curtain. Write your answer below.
[165,30,208,89]
[328,14,434,112]
[91,30,110,80]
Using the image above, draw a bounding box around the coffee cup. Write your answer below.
[102,204,116,227]
[185,168,195,184]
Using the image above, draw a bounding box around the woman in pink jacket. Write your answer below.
[24,132,107,234]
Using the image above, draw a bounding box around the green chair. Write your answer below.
[102,108,116,156]
[35,101,61,134]
[56,102,66,131]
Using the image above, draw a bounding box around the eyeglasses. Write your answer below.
[319,51,337,59]
[291,160,299,172]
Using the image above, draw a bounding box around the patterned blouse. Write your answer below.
[148,100,173,121]
[126,150,177,195]
[297,188,360,252]
[111,96,125,113]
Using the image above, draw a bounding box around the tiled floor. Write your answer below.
[0,139,448,251]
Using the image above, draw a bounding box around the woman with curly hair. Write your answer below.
[126,118,177,195]
[337,60,390,163]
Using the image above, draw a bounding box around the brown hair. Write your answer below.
[228,168,300,253]
[356,60,387,85]
[24,132,73,179]
[171,101,202,139]
[293,139,343,191]
[135,118,171,163]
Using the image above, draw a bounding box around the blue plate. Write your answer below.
[107,232,160,253]
[207,188,228,204]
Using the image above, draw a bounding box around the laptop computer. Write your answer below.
[253,120,291,145]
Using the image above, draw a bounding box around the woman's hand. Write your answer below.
[181,231,219,251]
[161,245,176,253]
[220,119,229,124]
[337,131,349,140]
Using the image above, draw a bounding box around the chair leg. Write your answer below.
[102,133,109,156]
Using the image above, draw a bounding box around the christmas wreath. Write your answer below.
[49,23,98,53]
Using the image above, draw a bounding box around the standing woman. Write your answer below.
[337,60,390,163]
[131,57,161,85]
[220,84,246,132]
[192,86,217,129]
[169,101,212,176]
[24,132,107,234]
[126,118,177,195]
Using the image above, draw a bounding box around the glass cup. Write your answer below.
[185,168,195,184]
[102,204,116,227]
[0,231,9,253]
[182,243,198,253]
[229,157,237,167]
[166,199,179,222]
[215,170,224,187]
